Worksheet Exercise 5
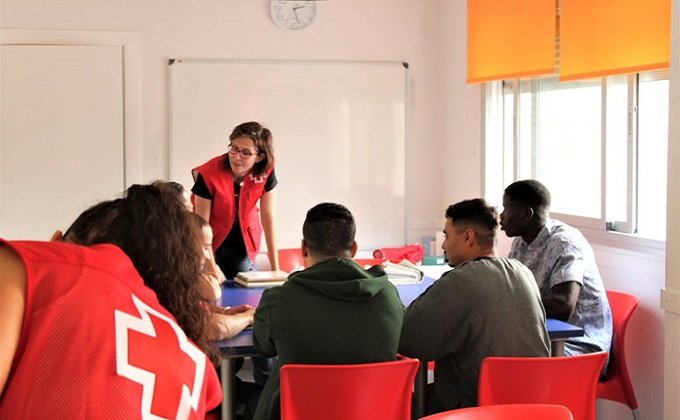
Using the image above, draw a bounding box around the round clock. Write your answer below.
[270,0,317,31]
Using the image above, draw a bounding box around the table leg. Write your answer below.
[221,358,234,420]
[551,340,565,357]
[413,360,428,418]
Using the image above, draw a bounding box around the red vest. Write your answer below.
[193,155,273,263]
[0,240,222,419]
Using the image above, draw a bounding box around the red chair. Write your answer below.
[478,352,607,420]
[280,358,419,420]
[278,248,305,273]
[420,403,573,419]
[597,291,641,420]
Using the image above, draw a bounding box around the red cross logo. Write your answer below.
[115,295,207,420]
[250,174,266,183]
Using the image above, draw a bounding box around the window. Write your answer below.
[484,72,669,241]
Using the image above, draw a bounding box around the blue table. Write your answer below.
[218,277,583,354]
[216,277,584,419]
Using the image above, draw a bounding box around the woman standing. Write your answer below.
[192,121,279,277]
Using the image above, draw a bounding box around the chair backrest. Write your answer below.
[420,403,574,420]
[278,248,305,273]
[597,290,640,409]
[478,352,607,420]
[280,358,419,420]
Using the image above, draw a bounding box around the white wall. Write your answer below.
[663,0,680,419]
[1,0,455,245]
[594,241,666,420]
[1,1,672,418]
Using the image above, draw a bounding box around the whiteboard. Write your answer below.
[169,59,407,251]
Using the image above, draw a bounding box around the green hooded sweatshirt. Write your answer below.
[252,258,405,420]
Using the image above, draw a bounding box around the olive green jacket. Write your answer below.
[253,258,405,420]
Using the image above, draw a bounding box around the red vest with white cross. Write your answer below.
[0,240,222,419]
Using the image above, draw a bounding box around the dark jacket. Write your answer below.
[253,258,405,420]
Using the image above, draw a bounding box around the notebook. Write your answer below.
[234,270,289,288]
[382,260,424,284]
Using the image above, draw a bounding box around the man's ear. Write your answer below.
[464,229,476,246]
[350,241,358,258]
[49,230,64,242]
[301,239,309,258]
[524,206,535,221]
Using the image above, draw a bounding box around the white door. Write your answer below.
[1,45,125,239]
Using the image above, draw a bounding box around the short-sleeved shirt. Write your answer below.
[508,218,613,355]
[192,168,278,202]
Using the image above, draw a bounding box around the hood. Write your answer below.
[287,258,390,302]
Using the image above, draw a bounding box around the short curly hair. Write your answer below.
[504,179,551,211]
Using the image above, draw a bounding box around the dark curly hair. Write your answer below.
[63,182,217,363]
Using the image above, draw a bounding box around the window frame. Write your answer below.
[482,71,669,251]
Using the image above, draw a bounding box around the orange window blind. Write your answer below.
[560,0,671,81]
[467,0,556,83]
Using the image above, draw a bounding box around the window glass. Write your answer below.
[518,81,533,180]
[483,83,506,206]
[532,78,602,218]
[636,77,669,240]
[484,72,668,241]
[503,82,515,186]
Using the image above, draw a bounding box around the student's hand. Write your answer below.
[206,307,255,340]
[220,304,254,315]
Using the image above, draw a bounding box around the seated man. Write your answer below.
[500,179,612,357]
[252,202,404,420]
[399,198,550,413]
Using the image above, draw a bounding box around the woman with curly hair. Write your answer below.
[191,212,255,340]
[0,182,222,418]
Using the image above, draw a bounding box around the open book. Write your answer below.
[234,270,289,288]
[382,259,424,284]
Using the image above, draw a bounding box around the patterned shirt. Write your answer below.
[508,219,613,355]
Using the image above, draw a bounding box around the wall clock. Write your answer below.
[270,0,317,31]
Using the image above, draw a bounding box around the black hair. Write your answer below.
[302,202,356,257]
[504,179,551,211]
[445,198,498,247]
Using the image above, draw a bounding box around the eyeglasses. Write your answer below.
[227,145,259,159]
